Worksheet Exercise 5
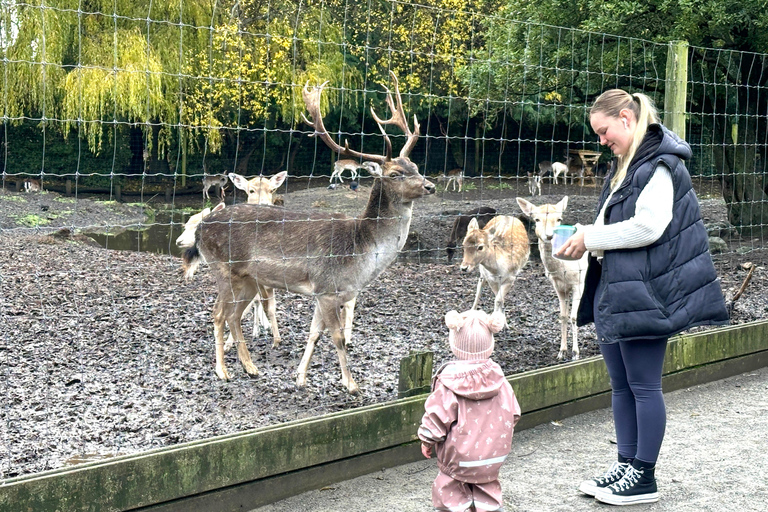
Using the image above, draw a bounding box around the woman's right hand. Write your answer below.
[555,229,587,260]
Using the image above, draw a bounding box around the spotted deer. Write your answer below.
[330,159,364,184]
[22,179,41,192]
[182,72,435,393]
[516,196,588,360]
[526,172,542,196]
[460,215,530,325]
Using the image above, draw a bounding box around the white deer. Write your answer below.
[460,215,530,324]
[181,72,434,393]
[202,174,228,201]
[330,159,365,184]
[526,171,542,196]
[517,196,588,360]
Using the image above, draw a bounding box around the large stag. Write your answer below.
[182,72,435,393]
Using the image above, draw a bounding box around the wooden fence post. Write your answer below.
[398,350,434,398]
[65,179,72,196]
[115,184,121,202]
[664,40,689,140]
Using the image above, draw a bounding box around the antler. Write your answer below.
[370,71,421,158]
[301,71,420,163]
[302,81,388,164]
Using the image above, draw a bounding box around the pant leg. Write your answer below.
[619,337,668,464]
[599,341,638,460]
[432,471,473,512]
[469,479,504,511]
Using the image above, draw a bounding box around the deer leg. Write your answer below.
[259,285,281,348]
[556,292,570,360]
[342,297,356,348]
[296,307,325,388]
[570,288,582,360]
[229,295,259,377]
[492,280,512,328]
[471,277,484,310]
[212,296,231,381]
[319,297,359,394]
[224,298,254,353]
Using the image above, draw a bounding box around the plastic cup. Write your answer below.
[551,225,578,260]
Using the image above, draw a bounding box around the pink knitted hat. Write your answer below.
[445,309,505,360]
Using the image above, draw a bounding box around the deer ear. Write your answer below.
[212,202,226,213]
[270,171,288,190]
[557,195,569,211]
[366,162,383,178]
[467,217,480,231]
[228,173,248,191]
[516,197,534,216]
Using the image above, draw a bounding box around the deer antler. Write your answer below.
[370,71,421,158]
[301,72,420,163]
[302,81,389,164]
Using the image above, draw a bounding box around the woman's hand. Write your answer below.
[421,442,433,459]
[556,229,587,260]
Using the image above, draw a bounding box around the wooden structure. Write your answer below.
[568,149,603,186]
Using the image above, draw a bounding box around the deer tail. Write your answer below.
[182,245,202,280]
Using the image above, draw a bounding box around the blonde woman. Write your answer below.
[556,90,728,505]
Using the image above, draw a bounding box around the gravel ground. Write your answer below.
[1,177,766,479]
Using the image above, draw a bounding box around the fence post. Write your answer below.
[398,350,434,398]
[65,179,72,196]
[664,40,689,140]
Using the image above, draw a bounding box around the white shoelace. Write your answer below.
[596,461,628,484]
[610,466,642,492]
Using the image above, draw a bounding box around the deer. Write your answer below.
[526,171,542,196]
[330,159,365,184]
[181,72,435,393]
[202,174,228,202]
[460,215,530,325]
[445,206,497,262]
[516,196,588,360]
[22,179,41,192]
[438,168,464,192]
[229,171,287,205]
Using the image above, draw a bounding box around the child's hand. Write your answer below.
[421,442,433,459]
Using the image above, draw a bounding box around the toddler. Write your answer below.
[418,309,521,512]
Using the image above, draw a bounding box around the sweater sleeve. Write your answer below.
[418,380,459,445]
[583,164,674,252]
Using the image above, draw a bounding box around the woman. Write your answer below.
[556,89,729,506]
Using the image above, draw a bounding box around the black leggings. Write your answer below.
[599,338,668,464]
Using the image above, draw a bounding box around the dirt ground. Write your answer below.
[1,176,766,479]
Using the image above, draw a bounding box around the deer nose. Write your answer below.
[423,179,436,194]
[460,263,472,272]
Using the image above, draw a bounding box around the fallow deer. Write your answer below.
[526,172,542,196]
[516,196,588,360]
[330,159,365,184]
[460,215,530,324]
[438,168,464,192]
[202,174,228,202]
[182,72,434,393]
[446,206,497,262]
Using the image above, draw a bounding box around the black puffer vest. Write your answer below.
[577,124,729,341]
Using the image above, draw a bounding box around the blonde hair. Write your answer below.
[590,89,660,189]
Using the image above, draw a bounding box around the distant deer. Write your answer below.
[446,206,497,262]
[182,72,435,393]
[539,155,575,185]
[516,196,588,360]
[460,215,530,324]
[330,159,365,184]
[202,174,228,202]
[438,168,464,192]
[526,171,542,196]
[22,179,41,192]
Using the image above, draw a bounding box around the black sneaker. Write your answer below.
[578,461,630,496]
[595,464,659,505]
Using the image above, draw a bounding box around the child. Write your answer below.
[418,309,521,512]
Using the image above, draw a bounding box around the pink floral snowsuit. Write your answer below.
[418,359,521,512]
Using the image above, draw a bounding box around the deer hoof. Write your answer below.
[215,366,231,381]
[572,353,580,361]
[346,381,360,395]
[296,373,307,388]
[271,337,282,349]
[557,351,566,360]
[242,362,260,376]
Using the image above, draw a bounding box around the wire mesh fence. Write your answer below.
[1,0,767,481]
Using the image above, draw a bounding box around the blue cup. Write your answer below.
[552,225,577,260]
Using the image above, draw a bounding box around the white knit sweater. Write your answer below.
[583,164,674,258]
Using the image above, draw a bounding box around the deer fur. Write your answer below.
[526,171,542,196]
[460,215,530,324]
[182,73,434,393]
[438,168,464,192]
[22,179,41,192]
[516,196,588,360]
[446,206,497,262]
[229,171,287,205]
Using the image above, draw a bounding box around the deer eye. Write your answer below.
[477,244,484,251]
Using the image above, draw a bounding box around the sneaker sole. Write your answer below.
[578,482,598,496]
[595,491,659,505]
